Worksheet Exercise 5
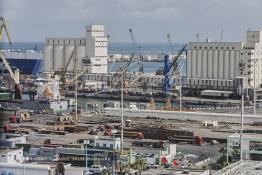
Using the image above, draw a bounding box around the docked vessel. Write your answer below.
[0,75,69,113]
[0,49,43,75]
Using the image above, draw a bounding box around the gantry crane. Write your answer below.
[0,16,21,99]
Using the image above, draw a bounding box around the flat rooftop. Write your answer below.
[142,168,209,175]
[229,133,262,139]
[214,160,262,175]
[0,147,22,153]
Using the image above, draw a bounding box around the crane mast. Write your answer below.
[129,28,144,74]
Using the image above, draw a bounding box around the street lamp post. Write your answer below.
[120,72,124,155]
[253,58,258,115]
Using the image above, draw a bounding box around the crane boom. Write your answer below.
[129,28,143,74]
[169,44,187,73]
[163,44,187,93]
[0,51,19,84]
[129,29,136,52]
[66,69,88,84]
[167,33,174,55]
[65,50,75,72]
[0,16,12,44]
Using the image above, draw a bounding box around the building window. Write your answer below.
[110,144,113,148]
[96,143,99,147]
[199,47,202,49]
[241,53,243,55]
[232,47,235,49]
[221,47,224,49]
[250,141,262,151]
[210,47,213,49]
[248,53,251,55]
[1,155,5,157]
[227,47,229,49]
[103,144,107,147]
[205,47,207,49]
[216,47,218,49]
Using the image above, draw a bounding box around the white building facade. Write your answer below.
[186,31,262,90]
[0,148,23,164]
[43,25,108,74]
[227,133,262,161]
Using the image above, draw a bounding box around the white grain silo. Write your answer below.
[44,43,53,72]
[207,50,213,78]
[202,50,207,78]
[212,50,218,79]
[54,44,64,71]
[229,50,235,79]
[196,49,202,78]
[223,50,230,79]
[191,49,197,78]
[76,45,86,71]
[186,50,192,78]
[218,50,224,79]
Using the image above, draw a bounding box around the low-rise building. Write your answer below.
[227,133,262,161]
[0,162,84,175]
[0,147,23,164]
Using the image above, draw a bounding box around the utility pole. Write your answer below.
[85,140,88,175]
[239,61,245,160]
[120,71,124,155]
[240,82,244,160]
[179,64,182,111]
[74,43,78,121]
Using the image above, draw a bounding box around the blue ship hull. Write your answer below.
[6,58,42,75]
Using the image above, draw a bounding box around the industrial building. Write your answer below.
[43,25,108,73]
[186,31,262,92]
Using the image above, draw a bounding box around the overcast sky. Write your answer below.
[1,0,262,43]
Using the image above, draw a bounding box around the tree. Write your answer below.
[120,162,130,175]
[131,159,146,175]
[55,162,65,175]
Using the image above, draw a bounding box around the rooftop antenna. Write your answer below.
[196,33,200,42]
[220,29,224,42]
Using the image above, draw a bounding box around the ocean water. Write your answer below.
[0,42,186,74]
[0,42,184,55]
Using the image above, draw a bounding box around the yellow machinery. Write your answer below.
[0,16,21,99]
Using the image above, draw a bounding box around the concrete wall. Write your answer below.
[105,108,262,124]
